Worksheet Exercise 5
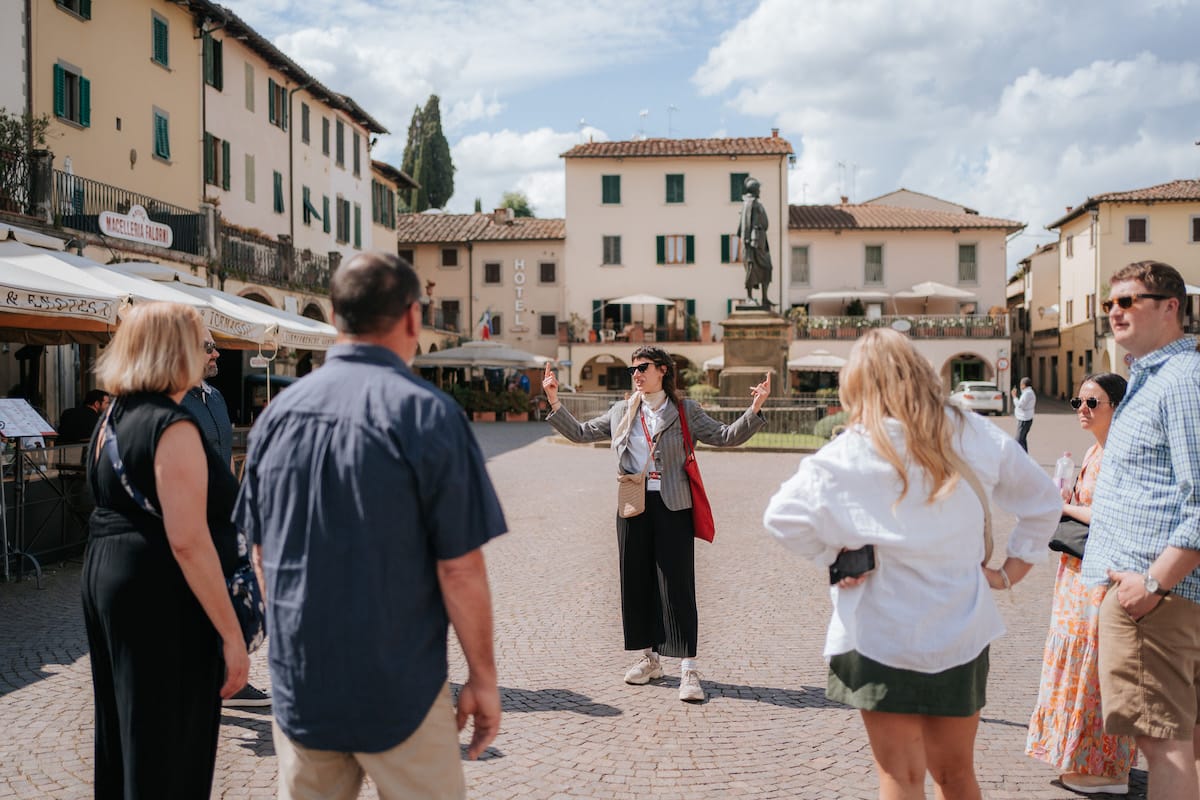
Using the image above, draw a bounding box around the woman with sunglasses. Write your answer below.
[542,346,770,702]
[1026,373,1134,795]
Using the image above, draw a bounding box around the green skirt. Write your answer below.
[827,647,989,717]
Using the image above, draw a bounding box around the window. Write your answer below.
[353,203,361,249]
[1065,299,1073,325]
[791,245,810,285]
[203,133,229,189]
[657,234,694,264]
[601,175,620,204]
[864,245,883,284]
[539,261,556,284]
[353,132,361,176]
[52,63,90,127]
[1085,293,1095,320]
[302,186,322,226]
[957,244,977,283]
[335,120,345,167]
[1127,217,1148,243]
[398,249,414,265]
[322,118,330,156]
[540,314,557,336]
[244,63,254,111]
[730,172,749,201]
[244,154,255,202]
[152,109,170,161]
[720,234,742,264]
[272,171,284,214]
[441,248,458,267]
[151,13,169,67]
[483,262,501,284]
[1191,216,1200,243]
[441,300,461,332]
[489,313,502,337]
[371,180,395,229]
[203,34,223,90]
[322,195,330,234]
[1065,235,1073,258]
[335,197,350,243]
[665,174,684,204]
[301,103,310,144]
[267,78,287,130]
[602,235,622,265]
[55,0,91,20]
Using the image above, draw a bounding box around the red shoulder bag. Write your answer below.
[677,407,716,543]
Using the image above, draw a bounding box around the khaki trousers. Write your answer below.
[274,683,466,800]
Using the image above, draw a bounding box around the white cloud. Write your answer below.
[445,92,505,131]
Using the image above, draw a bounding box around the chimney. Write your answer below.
[770,128,779,138]
[492,207,514,225]
[840,195,849,204]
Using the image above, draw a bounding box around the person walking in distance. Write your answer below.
[180,336,271,709]
[1011,377,1036,452]
[1080,261,1200,800]
[235,253,505,799]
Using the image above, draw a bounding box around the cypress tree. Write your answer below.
[419,95,454,209]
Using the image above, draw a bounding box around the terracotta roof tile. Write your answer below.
[395,213,565,244]
[1048,179,1200,229]
[788,204,1024,232]
[561,136,794,159]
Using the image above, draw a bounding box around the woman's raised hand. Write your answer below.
[749,372,772,413]
[541,363,558,406]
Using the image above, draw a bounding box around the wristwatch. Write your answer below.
[1143,572,1171,597]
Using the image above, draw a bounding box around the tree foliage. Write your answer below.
[499,191,534,218]
[0,108,51,155]
[400,95,455,212]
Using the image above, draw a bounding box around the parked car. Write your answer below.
[949,381,1005,415]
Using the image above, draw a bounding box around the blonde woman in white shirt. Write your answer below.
[764,329,1060,800]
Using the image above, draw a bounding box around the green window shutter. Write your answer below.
[203,133,213,183]
[686,300,696,337]
[267,78,276,124]
[686,235,695,263]
[53,65,65,117]
[602,175,621,204]
[656,235,665,265]
[80,0,91,19]
[622,304,631,325]
[720,234,730,263]
[302,186,310,224]
[221,140,231,190]
[213,40,223,91]
[203,34,213,85]
[323,196,330,234]
[152,17,168,66]
[154,114,169,159]
[731,172,748,201]
[592,300,602,330]
[280,85,287,131]
[273,171,283,213]
[353,205,361,248]
[79,77,91,127]
[656,305,667,327]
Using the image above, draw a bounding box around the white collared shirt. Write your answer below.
[763,409,1060,673]
[1014,387,1036,421]
[626,399,669,491]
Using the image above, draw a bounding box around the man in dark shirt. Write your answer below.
[57,390,109,443]
[180,337,271,709]
[234,253,505,798]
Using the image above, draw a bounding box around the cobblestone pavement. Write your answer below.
[0,404,1147,799]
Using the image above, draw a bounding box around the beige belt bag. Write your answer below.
[617,439,656,518]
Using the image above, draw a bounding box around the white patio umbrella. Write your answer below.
[702,355,723,371]
[893,281,977,300]
[1186,284,1200,296]
[788,349,847,372]
[412,340,543,368]
[804,290,890,301]
[608,293,675,306]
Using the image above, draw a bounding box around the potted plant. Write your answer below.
[499,390,532,421]
[808,318,830,339]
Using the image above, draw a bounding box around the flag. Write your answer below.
[477,309,492,340]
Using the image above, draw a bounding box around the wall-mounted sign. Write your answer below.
[98,205,174,248]
[996,357,1009,371]
[511,258,528,332]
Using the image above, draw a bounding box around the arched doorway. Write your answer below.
[579,354,627,391]
[941,352,993,389]
[296,302,328,377]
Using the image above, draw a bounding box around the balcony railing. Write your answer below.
[52,169,202,254]
[0,147,31,215]
[795,314,1008,340]
[219,226,332,292]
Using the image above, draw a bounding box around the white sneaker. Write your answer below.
[623,654,663,685]
[1059,773,1129,795]
[679,669,705,702]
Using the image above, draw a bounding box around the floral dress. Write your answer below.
[1025,443,1136,777]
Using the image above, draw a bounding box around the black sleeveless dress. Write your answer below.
[81,392,239,800]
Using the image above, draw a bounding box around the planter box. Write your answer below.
[500,412,531,422]
[471,411,497,422]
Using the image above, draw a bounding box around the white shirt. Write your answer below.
[763,410,1060,673]
[626,400,668,491]
[1014,387,1036,421]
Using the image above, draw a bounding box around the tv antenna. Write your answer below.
[638,109,649,139]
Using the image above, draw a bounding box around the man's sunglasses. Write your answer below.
[627,363,654,376]
[203,341,218,354]
[1069,397,1113,410]
[1100,294,1169,313]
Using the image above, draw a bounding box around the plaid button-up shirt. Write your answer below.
[1082,335,1200,603]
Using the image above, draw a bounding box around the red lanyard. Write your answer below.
[639,408,654,447]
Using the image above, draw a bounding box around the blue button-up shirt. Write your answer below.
[1082,336,1200,603]
[234,343,507,752]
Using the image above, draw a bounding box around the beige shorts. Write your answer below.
[274,683,466,800]
[1098,588,1200,741]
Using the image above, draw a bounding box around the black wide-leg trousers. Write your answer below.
[615,490,697,659]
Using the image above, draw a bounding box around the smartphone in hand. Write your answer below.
[829,545,875,585]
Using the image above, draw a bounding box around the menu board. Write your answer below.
[0,399,56,438]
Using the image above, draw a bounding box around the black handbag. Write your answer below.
[1049,515,1089,560]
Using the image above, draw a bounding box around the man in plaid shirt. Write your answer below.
[1082,261,1200,800]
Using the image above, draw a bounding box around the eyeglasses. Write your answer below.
[1070,397,1114,410]
[627,363,653,376]
[203,341,218,354]
[1100,294,1170,313]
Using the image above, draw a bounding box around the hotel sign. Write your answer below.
[98,205,174,248]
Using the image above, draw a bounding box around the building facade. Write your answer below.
[0,3,26,116]
[369,159,416,259]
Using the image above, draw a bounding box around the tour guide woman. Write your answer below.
[542,346,770,703]
[763,330,1060,800]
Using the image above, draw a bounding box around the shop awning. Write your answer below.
[0,239,123,343]
[167,284,338,351]
[788,349,847,372]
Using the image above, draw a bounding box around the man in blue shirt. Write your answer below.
[1082,261,1200,800]
[234,252,505,799]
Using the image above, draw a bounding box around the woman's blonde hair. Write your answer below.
[838,328,964,503]
[95,302,207,396]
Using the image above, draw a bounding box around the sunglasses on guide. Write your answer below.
[1100,294,1169,313]
[627,363,653,376]
[203,341,218,354]
[1070,397,1113,410]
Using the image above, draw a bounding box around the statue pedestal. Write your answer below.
[718,310,789,398]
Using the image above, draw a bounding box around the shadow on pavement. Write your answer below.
[221,712,275,757]
[661,676,842,710]
[0,566,89,698]
[469,422,555,460]
[452,683,622,717]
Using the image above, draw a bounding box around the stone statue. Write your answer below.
[736,177,773,308]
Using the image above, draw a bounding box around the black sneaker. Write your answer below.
[223,683,272,708]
